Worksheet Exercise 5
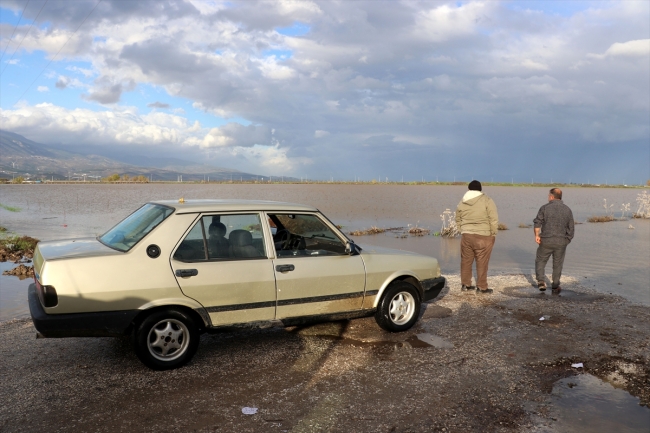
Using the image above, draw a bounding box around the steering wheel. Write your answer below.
[275,229,291,249]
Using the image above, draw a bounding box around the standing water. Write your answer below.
[1,183,648,321]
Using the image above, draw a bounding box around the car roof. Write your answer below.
[150,199,319,213]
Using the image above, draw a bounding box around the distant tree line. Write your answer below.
[103,174,149,183]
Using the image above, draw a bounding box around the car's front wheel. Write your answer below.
[134,309,199,370]
[375,281,421,332]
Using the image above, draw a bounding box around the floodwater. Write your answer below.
[0,183,648,320]
[549,374,650,432]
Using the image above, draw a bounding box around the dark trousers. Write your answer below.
[460,233,495,290]
[535,239,569,289]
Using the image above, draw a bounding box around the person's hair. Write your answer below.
[550,188,562,200]
[468,180,482,191]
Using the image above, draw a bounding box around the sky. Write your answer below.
[0,0,648,183]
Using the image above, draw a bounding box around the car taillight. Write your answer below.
[35,279,58,308]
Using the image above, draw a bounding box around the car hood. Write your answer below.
[357,243,423,257]
[36,237,123,261]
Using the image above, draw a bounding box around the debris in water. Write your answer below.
[242,407,258,415]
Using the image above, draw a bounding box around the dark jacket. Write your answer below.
[533,199,574,243]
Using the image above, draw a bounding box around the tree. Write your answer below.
[11,176,24,184]
[104,173,120,182]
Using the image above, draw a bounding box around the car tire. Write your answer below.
[374,281,421,332]
[134,309,199,370]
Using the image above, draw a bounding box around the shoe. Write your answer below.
[551,286,562,293]
[538,282,547,291]
[461,285,476,291]
[477,288,493,294]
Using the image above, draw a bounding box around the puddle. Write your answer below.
[407,333,454,348]
[422,305,452,319]
[0,262,32,322]
[502,286,603,302]
[302,332,453,350]
[549,374,650,432]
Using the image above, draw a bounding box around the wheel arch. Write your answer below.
[372,272,423,308]
[130,304,209,336]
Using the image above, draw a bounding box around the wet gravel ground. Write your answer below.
[1,273,648,433]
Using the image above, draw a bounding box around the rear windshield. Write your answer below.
[99,204,174,252]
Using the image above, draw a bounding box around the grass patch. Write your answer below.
[497,223,508,230]
[0,235,39,252]
[518,223,532,228]
[0,203,21,212]
[349,226,386,236]
[587,216,615,223]
[0,226,6,232]
[407,225,430,236]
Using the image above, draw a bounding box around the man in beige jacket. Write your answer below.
[455,180,499,293]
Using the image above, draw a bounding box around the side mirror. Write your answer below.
[345,241,358,255]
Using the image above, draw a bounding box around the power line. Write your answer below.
[0,0,48,76]
[14,0,102,104]
[0,0,30,61]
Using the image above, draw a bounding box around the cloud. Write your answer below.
[147,101,171,109]
[0,0,647,182]
[66,66,95,77]
[194,123,273,148]
[588,39,650,59]
[82,79,136,104]
[37,86,49,92]
[55,75,87,89]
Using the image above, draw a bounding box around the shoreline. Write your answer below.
[1,273,648,432]
[2,181,648,188]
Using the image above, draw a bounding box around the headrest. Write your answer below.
[209,222,227,237]
[229,229,253,247]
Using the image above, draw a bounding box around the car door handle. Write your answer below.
[175,269,198,277]
[275,264,295,272]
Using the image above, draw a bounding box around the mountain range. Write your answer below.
[0,130,266,181]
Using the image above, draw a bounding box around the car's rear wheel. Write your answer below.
[134,309,199,370]
[375,281,421,332]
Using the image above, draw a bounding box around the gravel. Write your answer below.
[1,273,648,432]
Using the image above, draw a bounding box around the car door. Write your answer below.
[268,213,366,319]
[171,213,276,327]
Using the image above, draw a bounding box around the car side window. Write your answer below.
[269,214,346,257]
[174,214,267,262]
[173,220,207,261]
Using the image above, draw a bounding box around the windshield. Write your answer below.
[99,203,174,252]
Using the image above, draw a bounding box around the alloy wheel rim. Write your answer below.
[147,319,190,362]
[388,291,415,325]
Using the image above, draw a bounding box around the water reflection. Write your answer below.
[549,374,650,432]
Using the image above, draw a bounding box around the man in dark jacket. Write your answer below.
[533,188,574,292]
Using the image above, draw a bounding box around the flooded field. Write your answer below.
[0,183,648,320]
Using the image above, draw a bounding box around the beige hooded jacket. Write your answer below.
[455,191,499,236]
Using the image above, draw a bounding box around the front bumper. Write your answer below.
[29,284,139,337]
[421,276,446,302]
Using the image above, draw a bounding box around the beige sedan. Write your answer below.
[30,199,445,370]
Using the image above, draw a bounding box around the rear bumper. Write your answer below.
[421,276,446,302]
[29,284,139,337]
